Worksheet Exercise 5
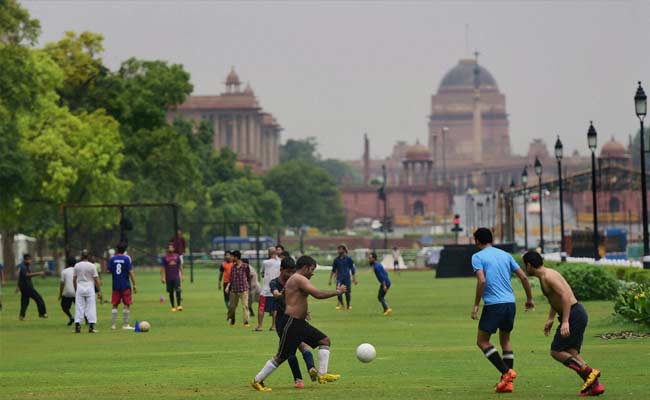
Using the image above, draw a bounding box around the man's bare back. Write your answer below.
[540,269,578,315]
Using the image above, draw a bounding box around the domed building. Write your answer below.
[599,137,631,168]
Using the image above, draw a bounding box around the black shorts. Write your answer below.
[61,296,75,309]
[551,303,588,353]
[166,279,181,293]
[276,314,327,360]
[479,303,516,334]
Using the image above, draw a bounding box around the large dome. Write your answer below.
[438,59,498,92]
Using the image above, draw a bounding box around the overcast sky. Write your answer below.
[24,1,650,161]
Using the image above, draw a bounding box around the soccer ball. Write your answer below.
[139,321,151,332]
[356,343,376,363]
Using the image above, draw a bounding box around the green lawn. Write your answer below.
[1,268,648,399]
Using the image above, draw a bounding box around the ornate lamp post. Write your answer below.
[635,82,649,269]
[555,136,566,262]
[535,156,544,253]
[499,188,505,242]
[521,167,529,250]
[588,122,600,260]
[509,179,516,242]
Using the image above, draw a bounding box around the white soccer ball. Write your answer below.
[356,343,376,363]
[139,321,151,332]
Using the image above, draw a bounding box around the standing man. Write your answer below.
[275,244,285,259]
[226,250,252,327]
[471,228,534,393]
[58,256,77,325]
[256,247,281,331]
[368,252,392,315]
[329,244,357,310]
[218,251,234,309]
[108,242,137,329]
[523,251,605,396]
[161,242,183,312]
[392,246,401,274]
[170,228,186,266]
[251,255,347,391]
[17,254,47,320]
[73,250,101,333]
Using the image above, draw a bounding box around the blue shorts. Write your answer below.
[337,280,351,294]
[259,296,275,313]
[479,303,516,334]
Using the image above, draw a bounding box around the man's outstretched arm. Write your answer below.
[301,278,346,299]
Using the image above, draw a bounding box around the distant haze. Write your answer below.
[24,1,650,160]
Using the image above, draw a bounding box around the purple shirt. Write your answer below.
[108,254,133,291]
[162,253,181,281]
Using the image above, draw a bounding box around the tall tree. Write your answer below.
[264,161,345,230]
[279,137,319,164]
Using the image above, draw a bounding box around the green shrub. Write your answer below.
[614,284,650,326]
[602,266,650,285]
[554,264,619,301]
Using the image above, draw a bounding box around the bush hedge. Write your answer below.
[554,264,619,301]
[614,283,650,326]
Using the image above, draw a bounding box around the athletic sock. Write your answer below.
[318,346,330,375]
[287,356,302,381]
[563,357,592,381]
[483,346,509,374]
[176,290,181,306]
[503,350,514,370]
[123,309,130,326]
[345,293,351,308]
[302,348,315,370]
[111,308,118,326]
[255,359,278,383]
[169,294,175,307]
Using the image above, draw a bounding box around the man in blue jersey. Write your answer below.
[328,244,357,310]
[368,252,392,315]
[471,228,534,394]
[107,242,137,330]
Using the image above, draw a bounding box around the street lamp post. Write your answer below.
[635,82,650,269]
[509,179,516,243]
[535,157,544,253]
[381,164,389,250]
[588,122,600,261]
[499,188,505,242]
[555,136,567,262]
[521,167,529,250]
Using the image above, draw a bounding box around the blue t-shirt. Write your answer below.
[108,254,133,291]
[471,246,519,305]
[332,256,355,282]
[373,262,391,286]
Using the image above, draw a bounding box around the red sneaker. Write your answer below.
[495,381,513,393]
[495,369,517,393]
[579,381,605,397]
[294,380,305,389]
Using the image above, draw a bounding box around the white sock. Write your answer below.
[255,359,278,383]
[123,309,130,326]
[318,346,330,375]
[111,309,118,325]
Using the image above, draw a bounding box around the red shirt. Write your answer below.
[229,263,251,293]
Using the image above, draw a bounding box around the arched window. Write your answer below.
[609,197,621,213]
[413,200,425,216]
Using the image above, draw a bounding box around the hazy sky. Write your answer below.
[24,1,650,161]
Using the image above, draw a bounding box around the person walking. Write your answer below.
[58,256,77,325]
[16,254,47,320]
[256,247,281,331]
[218,251,234,308]
[226,250,252,327]
[73,250,102,333]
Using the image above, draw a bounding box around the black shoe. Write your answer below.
[75,323,81,333]
[67,318,74,326]
[39,314,48,319]
[89,324,98,333]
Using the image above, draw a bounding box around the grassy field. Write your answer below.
[1,267,649,399]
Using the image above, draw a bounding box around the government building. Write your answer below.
[167,68,281,171]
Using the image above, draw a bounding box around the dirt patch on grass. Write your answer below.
[596,331,650,340]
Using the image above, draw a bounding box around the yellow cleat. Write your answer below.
[335,305,342,310]
[347,306,352,311]
[177,306,184,311]
[250,379,272,392]
[580,369,601,393]
[384,308,393,316]
[171,307,177,312]
[309,367,318,382]
[318,373,341,384]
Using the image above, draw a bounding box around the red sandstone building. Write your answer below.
[167,68,281,171]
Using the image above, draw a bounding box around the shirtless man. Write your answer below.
[251,255,347,392]
[523,251,605,397]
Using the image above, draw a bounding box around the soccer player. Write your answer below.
[269,256,317,388]
[329,244,357,310]
[58,256,77,325]
[256,247,281,331]
[523,251,605,396]
[470,228,534,393]
[368,252,392,315]
[392,246,401,275]
[161,242,183,311]
[16,254,48,320]
[225,250,252,327]
[108,242,137,329]
[251,255,346,392]
[73,250,102,333]
[218,251,234,308]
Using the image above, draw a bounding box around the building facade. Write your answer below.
[167,68,281,171]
